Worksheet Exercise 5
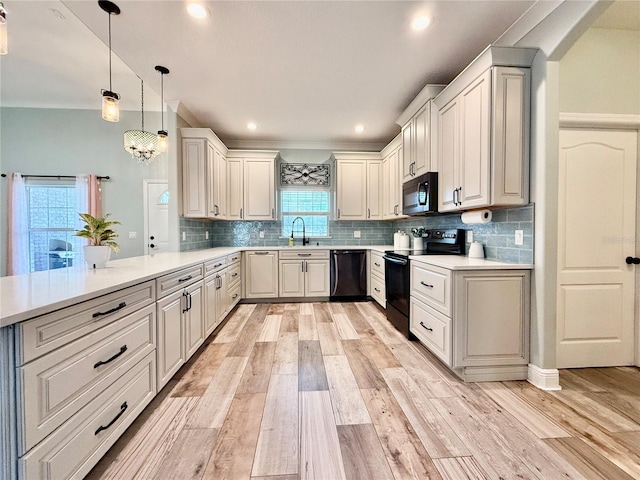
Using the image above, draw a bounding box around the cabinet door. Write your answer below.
[212,149,227,219]
[206,142,217,218]
[413,104,430,177]
[182,139,207,217]
[244,158,275,221]
[491,66,530,206]
[366,160,383,220]
[401,122,413,182]
[244,252,279,298]
[216,271,229,322]
[156,290,185,389]
[459,70,491,209]
[185,282,205,359]
[227,158,243,220]
[279,260,305,297]
[305,260,330,297]
[382,155,393,219]
[204,275,218,337]
[390,149,404,217]
[336,160,367,220]
[453,271,529,368]
[438,98,459,212]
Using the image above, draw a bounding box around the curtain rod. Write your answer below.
[1,174,110,180]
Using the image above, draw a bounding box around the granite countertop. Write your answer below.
[1,244,531,327]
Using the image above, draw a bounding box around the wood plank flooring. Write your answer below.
[87,302,640,480]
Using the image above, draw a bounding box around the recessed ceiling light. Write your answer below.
[187,2,210,19]
[355,125,365,133]
[247,122,258,131]
[412,16,431,31]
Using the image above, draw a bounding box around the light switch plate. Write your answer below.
[259,231,265,238]
[182,231,186,241]
[128,231,137,239]
[205,231,209,240]
[466,231,473,243]
[515,230,524,246]
[354,230,361,238]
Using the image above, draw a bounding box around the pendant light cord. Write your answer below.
[108,12,113,92]
[140,77,145,130]
[161,73,164,130]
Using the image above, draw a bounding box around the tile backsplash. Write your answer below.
[180,204,534,264]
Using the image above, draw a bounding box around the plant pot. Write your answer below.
[83,245,111,268]
[413,237,424,250]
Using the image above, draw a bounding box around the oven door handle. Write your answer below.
[383,256,408,266]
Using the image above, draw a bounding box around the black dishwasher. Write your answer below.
[330,250,367,299]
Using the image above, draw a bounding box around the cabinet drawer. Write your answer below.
[204,257,227,276]
[279,249,329,260]
[156,264,204,298]
[18,305,156,454]
[371,251,385,279]
[410,297,452,366]
[228,282,241,310]
[227,263,241,288]
[20,353,156,480]
[226,252,241,265]
[17,281,155,365]
[370,274,386,308]
[411,262,451,316]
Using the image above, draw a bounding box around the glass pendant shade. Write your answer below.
[157,130,169,153]
[124,129,160,163]
[0,2,7,55]
[101,91,120,122]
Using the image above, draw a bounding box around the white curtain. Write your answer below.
[7,173,29,275]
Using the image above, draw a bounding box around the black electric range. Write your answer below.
[383,229,465,338]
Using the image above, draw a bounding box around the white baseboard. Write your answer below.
[527,364,561,391]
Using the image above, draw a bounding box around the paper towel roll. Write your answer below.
[461,209,492,224]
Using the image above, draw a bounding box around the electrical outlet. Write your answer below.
[128,231,137,239]
[466,230,473,243]
[205,231,209,240]
[259,231,265,238]
[354,230,361,238]
[515,230,524,246]
[182,231,186,241]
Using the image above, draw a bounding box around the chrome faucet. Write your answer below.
[291,216,310,246]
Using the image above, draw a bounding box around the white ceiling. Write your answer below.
[2,1,636,150]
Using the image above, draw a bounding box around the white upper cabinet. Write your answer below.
[181,128,228,219]
[434,46,535,212]
[334,152,382,221]
[396,84,445,183]
[227,151,278,222]
[381,134,405,220]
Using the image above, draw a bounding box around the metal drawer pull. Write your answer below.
[95,402,128,435]
[255,251,269,255]
[213,263,223,268]
[232,273,238,277]
[374,262,380,267]
[420,281,434,288]
[94,345,128,369]
[374,287,380,293]
[420,321,433,332]
[297,253,312,257]
[178,275,193,283]
[232,294,238,299]
[92,302,126,319]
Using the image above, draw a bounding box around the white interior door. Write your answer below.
[144,181,169,255]
[557,129,637,368]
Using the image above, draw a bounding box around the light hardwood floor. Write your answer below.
[87,302,640,480]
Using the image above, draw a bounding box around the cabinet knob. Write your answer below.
[626,256,640,265]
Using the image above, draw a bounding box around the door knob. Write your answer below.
[149,244,155,248]
[150,236,155,240]
[625,256,640,265]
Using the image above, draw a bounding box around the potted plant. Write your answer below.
[74,213,121,268]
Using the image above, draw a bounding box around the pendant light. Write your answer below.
[0,2,7,56]
[124,77,160,164]
[155,65,170,153]
[99,1,121,122]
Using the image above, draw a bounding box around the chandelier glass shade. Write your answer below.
[124,78,160,164]
[0,2,8,56]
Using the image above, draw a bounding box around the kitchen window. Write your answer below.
[26,182,84,272]
[281,190,330,237]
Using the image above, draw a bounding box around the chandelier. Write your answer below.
[124,77,160,164]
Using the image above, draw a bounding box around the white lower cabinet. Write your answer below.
[410,261,530,382]
[369,250,386,307]
[156,279,204,390]
[278,250,329,298]
[244,251,279,298]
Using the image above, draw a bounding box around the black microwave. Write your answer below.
[402,172,438,215]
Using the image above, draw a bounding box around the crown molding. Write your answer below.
[559,112,640,129]
[223,138,386,152]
